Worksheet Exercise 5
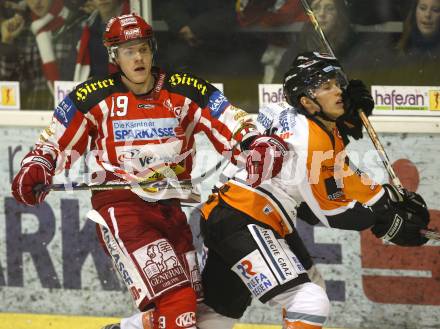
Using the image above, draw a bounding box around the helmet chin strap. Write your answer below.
[310,98,337,122]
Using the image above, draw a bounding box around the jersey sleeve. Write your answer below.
[287,117,385,230]
[33,93,91,172]
[196,85,257,157]
[300,161,385,230]
[255,103,278,133]
[166,72,257,162]
[32,75,118,171]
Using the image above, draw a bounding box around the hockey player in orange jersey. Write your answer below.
[199,52,431,329]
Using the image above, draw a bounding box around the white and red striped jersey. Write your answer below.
[33,67,256,200]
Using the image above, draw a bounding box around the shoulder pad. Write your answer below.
[257,102,299,133]
[69,74,123,113]
[278,107,298,133]
[256,106,276,132]
[164,71,217,107]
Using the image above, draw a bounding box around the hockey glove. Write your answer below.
[382,184,430,220]
[11,151,55,206]
[246,134,288,188]
[297,202,321,226]
[337,80,374,144]
[371,184,430,246]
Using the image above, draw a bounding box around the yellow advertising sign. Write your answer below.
[429,90,440,111]
[0,81,20,110]
[1,86,16,106]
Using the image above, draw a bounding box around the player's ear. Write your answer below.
[300,96,316,115]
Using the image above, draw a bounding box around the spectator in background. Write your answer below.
[74,0,130,81]
[1,1,50,110]
[154,0,241,76]
[298,0,356,59]
[0,0,85,109]
[235,0,307,83]
[389,0,440,84]
[396,0,440,57]
[274,0,373,82]
[154,0,267,111]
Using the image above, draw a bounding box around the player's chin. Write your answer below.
[332,107,345,119]
[129,72,148,83]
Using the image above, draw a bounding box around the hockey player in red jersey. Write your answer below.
[10,13,287,329]
[198,52,431,329]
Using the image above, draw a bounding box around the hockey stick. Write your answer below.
[36,179,201,203]
[33,146,233,203]
[35,120,254,200]
[36,139,240,194]
[299,0,439,241]
[37,147,237,202]
[38,178,192,192]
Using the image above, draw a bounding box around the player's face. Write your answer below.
[313,78,345,120]
[26,0,53,17]
[311,0,338,33]
[116,40,153,84]
[416,0,440,39]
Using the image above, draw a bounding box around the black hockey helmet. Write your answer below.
[283,52,348,107]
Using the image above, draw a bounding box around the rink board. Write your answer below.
[0,114,439,329]
[0,313,342,329]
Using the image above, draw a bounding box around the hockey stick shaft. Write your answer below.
[37,148,237,194]
[357,110,403,189]
[420,229,440,241]
[36,179,201,203]
[39,179,192,192]
[32,128,253,209]
[34,121,254,196]
[300,0,335,57]
[299,0,438,241]
[43,119,254,189]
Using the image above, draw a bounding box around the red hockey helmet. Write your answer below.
[103,13,156,62]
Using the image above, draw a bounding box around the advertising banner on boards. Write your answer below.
[1,126,439,328]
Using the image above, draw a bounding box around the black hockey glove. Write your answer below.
[337,80,374,144]
[297,202,320,226]
[371,184,430,246]
[381,184,430,219]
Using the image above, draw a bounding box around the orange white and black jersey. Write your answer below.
[202,101,384,233]
[34,67,256,200]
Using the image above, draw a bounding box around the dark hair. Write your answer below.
[397,0,419,52]
[301,0,353,54]
[311,0,351,31]
[397,0,440,53]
